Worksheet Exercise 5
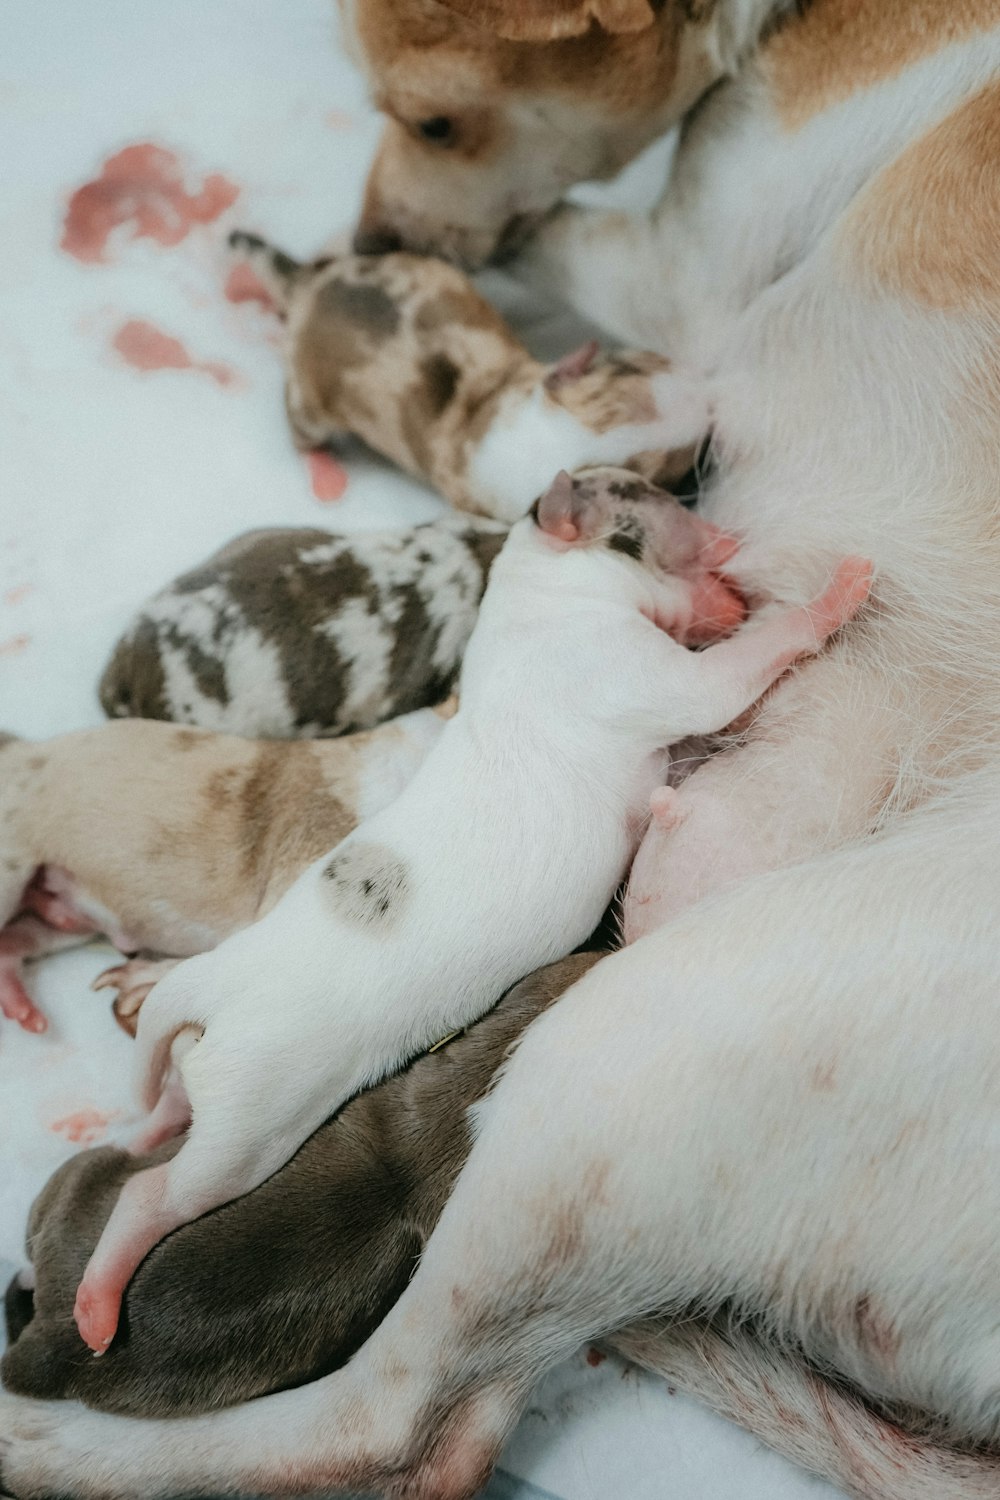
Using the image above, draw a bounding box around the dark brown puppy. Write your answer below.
[2,952,599,1418]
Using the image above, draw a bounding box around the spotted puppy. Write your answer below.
[3,953,597,1417]
[99,519,504,737]
[0,710,446,1037]
[229,230,709,522]
[71,466,870,1357]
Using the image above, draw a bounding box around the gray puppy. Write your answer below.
[99,516,507,738]
[2,953,598,1418]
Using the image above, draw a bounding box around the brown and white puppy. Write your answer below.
[0,710,447,1036]
[99,520,504,738]
[2,953,597,1418]
[229,230,709,522]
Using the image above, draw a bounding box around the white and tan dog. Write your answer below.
[64,469,864,1362]
[4,3,999,1498]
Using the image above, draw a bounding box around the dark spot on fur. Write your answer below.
[422,354,460,415]
[205,767,241,809]
[606,520,646,561]
[26,754,47,772]
[173,729,206,751]
[607,479,647,502]
[323,842,409,928]
[315,280,400,338]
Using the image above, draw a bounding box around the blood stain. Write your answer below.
[62,143,239,264]
[224,263,276,311]
[0,634,29,657]
[585,1348,607,1368]
[51,1108,120,1146]
[307,450,349,503]
[3,585,33,606]
[112,319,237,388]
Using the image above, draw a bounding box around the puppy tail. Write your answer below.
[611,1319,1000,1500]
[227,229,307,312]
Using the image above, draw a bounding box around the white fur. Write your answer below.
[468,368,712,522]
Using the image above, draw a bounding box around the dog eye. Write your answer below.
[418,116,454,144]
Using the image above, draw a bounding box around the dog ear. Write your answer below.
[535,470,590,543]
[435,0,658,42]
[544,340,601,391]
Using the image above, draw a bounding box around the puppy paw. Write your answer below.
[92,957,179,1037]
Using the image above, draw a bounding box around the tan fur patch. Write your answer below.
[349,0,688,120]
[845,80,1000,311]
[547,349,669,434]
[762,0,999,129]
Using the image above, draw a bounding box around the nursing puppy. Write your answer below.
[3,954,597,1417]
[0,709,446,1036]
[99,518,505,737]
[228,229,709,522]
[70,467,868,1357]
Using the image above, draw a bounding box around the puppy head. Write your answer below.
[532,465,730,566]
[533,466,745,641]
[343,0,727,266]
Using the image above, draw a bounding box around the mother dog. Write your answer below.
[3,2,1000,1498]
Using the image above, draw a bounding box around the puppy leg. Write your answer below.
[92,956,180,1037]
[0,916,86,1034]
[654,556,871,741]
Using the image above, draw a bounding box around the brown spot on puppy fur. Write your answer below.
[324,842,410,927]
[762,0,1000,129]
[316,278,401,338]
[3,953,602,1417]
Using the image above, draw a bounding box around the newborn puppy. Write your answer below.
[2,953,597,1417]
[229,230,710,522]
[99,519,505,737]
[74,465,871,1356]
[0,709,446,1036]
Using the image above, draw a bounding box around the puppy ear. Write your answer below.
[544,340,601,391]
[435,0,657,42]
[535,470,588,543]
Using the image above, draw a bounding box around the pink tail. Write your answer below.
[611,1320,1000,1500]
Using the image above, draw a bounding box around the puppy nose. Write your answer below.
[352,225,404,255]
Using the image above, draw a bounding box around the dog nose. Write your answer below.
[352,225,404,255]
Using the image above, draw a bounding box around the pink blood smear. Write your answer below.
[112,319,236,387]
[61,143,239,264]
[307,450,349,503]
[4,584,33,606]
[586,1348,607,1368]
[224,263,276,311]
[51,1108,119,1146]
[0,634,30,657]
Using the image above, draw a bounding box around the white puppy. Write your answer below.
[69,467,867,1357]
